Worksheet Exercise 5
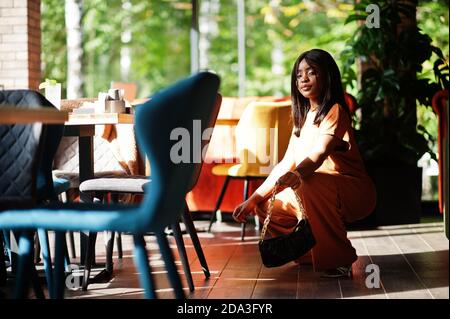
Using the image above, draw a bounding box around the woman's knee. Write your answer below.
[300,172,335,187]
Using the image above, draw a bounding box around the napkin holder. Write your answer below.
[101,89,126,113]
[105,99,125,113]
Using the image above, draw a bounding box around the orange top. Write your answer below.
[293,103,367,177]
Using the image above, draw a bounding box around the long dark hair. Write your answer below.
[290,49,349,137]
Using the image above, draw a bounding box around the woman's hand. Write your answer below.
[277,170,302,190]
[232,198,258,223]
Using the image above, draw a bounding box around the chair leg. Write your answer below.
[34,232,41,264]
[13,231,34,299]
[133,235,156,299]
[240,223,246,241]
[79,231,88,266]
[0,231,8,287]
[109,193,123,260]
[208,176,230,232]
[241,178,250,241]
[0,232,7,287]
[116,232,123,259]
[37,229,53,298]
[30,262,45,299]
[156,231,185,299]
[105,231,115,273]
[2,230,11,261]
[110,193,123,259]
[14,231,45,299]
[81,232,97,291]
[182,203,210,279]
[53,232,66,299]
[79,194,100,267]
[171,222,195,292]
[67,232,76,259]
[64,239,72,272]
[8,231,19,274]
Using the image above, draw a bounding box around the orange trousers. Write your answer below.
[255,171,376,271]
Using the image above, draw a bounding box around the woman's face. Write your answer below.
[296,59,321,101]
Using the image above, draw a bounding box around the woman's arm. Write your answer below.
[249,132,297,204]
[277,134,340,189]
[294,134,337,178]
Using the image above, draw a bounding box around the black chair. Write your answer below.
[0,90,48,297]
[0,90,74,298]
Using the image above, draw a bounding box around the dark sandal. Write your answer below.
[321,266,352,278]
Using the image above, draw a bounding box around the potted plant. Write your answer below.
[341,0,449,225]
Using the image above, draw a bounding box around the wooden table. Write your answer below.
[1,108,238,183]
[0,107,69,124]
[67,112,134,125]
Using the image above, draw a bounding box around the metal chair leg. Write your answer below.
[8,231,19,274]
[79,193,101,267]
[116,232,123,259]
[240,178,250,241]
[67,232,76,259]
[182,202,210,278]
[53,232,66,299]
[2,230,11,263]
[172,222,195,292]
[81,232,97,291]
[31,264,45,299]
[37,229,53,298]
[208,176,230,232]
[110,193,123,260]
[105,231,115,273]
[133,235,156,299]
[0,232,7,286]
[34,232,41,264]
[64,240,71,272]
[156,231,185,299]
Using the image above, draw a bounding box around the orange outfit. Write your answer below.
[255,103,376,271]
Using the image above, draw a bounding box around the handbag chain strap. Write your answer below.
[259,182,307,242]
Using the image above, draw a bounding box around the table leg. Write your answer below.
[78,134,94,265]
[78,135,94,202]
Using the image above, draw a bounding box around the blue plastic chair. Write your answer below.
[0,72,221,298]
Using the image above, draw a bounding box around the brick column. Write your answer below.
[0,0,41,90]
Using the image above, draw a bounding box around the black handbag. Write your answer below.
[258,184,316,268]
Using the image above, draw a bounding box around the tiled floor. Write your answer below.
[1,218,449,299]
